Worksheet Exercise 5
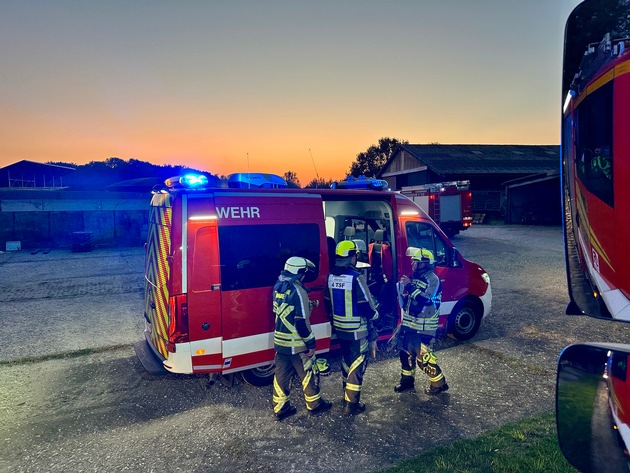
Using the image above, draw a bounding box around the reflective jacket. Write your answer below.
[273,272,316,355]
[325,265,378,341]
[401,267,441,334]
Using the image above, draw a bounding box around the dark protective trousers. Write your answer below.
[340,337,369,405]
[272,352,322,414]
[398,334,446,388]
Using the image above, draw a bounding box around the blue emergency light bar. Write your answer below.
[165,173,209,189]
[331,176,388,191]
[227,173,288,189]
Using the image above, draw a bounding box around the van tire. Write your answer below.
[448,300,481,341]
[241,364,276,386]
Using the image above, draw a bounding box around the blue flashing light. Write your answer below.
[165,173,210,189]
[181,174,208,187]
[331,175,388,191]
[227,173,288,189]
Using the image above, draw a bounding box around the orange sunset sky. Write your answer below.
[1,1,582,184]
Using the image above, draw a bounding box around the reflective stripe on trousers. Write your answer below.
[399,341,445,387]
[340,337,369,405]
[272,352,322,413]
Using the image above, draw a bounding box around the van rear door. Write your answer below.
[213,191,330,374]
[186,195,224,372]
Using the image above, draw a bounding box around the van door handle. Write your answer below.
[211,284,221,290]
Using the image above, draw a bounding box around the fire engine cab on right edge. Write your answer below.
[135,173,492,386]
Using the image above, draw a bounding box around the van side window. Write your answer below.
[218,223,320,291]
[405,222,448,267]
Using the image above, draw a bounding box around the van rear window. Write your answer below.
[218,223,320,291]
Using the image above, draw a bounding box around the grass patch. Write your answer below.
[379,412,578,473]
[0,343,133,366]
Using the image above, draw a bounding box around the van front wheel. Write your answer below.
[241,364,276,386]
[448,301,481,341]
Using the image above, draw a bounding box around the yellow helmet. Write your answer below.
[336,240,357,257]
[411,248,435,264]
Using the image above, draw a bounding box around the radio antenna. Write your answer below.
[309,148,320,189]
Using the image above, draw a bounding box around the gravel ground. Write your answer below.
[1,225,628,473]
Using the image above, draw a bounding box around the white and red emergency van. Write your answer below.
[134,173,492,385]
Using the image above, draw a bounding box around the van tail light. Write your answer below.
[167,294,189,352]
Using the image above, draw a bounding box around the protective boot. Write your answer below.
[394,377,415,393]
[308,399,333,415]
[274,404,297,421]
[343,400,366,415]
[424,382,449,396]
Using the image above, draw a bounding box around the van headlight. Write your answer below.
[481,272,490,285]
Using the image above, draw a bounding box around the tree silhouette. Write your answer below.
[348,137,408,178]
[304,177,335,189]
[283,170,300,187]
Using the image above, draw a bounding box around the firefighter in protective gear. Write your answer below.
[394,248,449,395]
[272,256,333,420]
[324,240,380,415]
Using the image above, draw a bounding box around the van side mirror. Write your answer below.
[557,343,630,473]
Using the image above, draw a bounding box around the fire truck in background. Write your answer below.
[400,181,473,237]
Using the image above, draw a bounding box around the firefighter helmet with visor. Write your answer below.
[336,240,358,258]
[284,256,315,276]
[410,248,435,265]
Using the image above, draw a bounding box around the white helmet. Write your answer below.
[284,256,315,276]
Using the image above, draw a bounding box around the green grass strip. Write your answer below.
[379,412,578,473]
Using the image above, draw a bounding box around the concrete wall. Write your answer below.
[0,190,149,249]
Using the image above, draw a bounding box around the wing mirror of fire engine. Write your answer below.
[559,2,630,469]
[557,343,630,473]
[561,0,630,322]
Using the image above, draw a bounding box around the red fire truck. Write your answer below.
[400,181,473,237]
[607,350,630,457]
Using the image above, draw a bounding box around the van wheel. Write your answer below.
[241,364,276,386]
[448,301,481,341]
